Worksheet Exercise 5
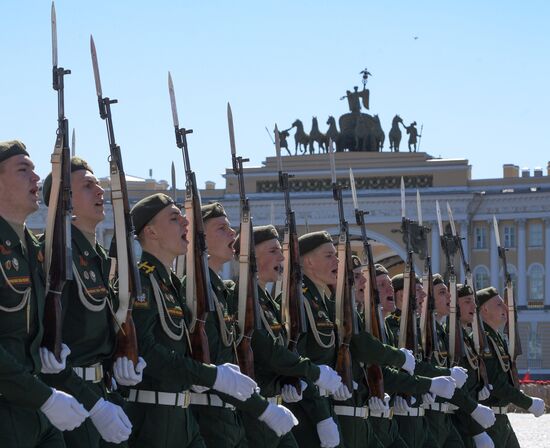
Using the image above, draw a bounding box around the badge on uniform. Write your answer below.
[5,240,11,247]
[12,258,19,271]
[0,244,12,255]
[84,271,90,280]
[90,271,96,282]
[4,260,12,270]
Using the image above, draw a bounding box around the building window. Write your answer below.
[529,222,543,247]
[474,226,487,249]
[503,225,516,248]
[474,266,490,289]
[528,326,542,369]
[528,264,544,307]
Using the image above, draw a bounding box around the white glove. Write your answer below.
[40,344,71,374]
[89,398,132,443]
[473,432,495,448]
[258,403,298,437]
[369,393,391,412]
[316,417,340,448]
[450,366,468,388]
[429,376,457,399]
[314,365,342,394]
[213,363,257,401]
[281,381,308,403]
[399,348,415,375]
[113,356,147,386]
[393,396,412,413]
[332,382,353,401]
[422,392,436,406]
[477,385,492,401]
[528,397,546,417]
[191,385,210,393]
[471,404,496,429]
[40,388,89,431]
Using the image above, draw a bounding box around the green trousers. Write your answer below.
[0,398,65,448]
[338,414,378,448]
[486,415,520,448]
[393,415,438,448]
[286,403,343,448]
[191,405,247,448]
[369,417,407,448]
[128,402,205,448]
[62,382,127,448]
[425,410,464,448]
[242,412,297,448]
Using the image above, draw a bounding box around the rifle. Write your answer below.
[436,201,465,366]
[227,103,261,378]
[492,216,522,387]
[168,72,214,363]
[447,203,490,386]
[90,36,140,365]
[171,162,185,279]
[397,180,421,360]
[329,143,358,394]
[275,126,307,352]
[42,2,73,361]
[349,168,384,399]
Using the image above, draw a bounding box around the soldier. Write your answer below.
[127,193,258,447]
[41,157,138,447]
[289,231,416,448]
[0,140,88,447]
[477,286,546,447]
[190,202,297,448]
[347,257,456,448]
[405,122,420,152]
[236,225,342,448]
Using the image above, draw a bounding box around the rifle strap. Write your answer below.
[150,274,185,341]
[303,299,335,349]
[463,335,479,371]
[212,293,234,347]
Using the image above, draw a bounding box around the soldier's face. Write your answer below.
[256,238,284,285]
[415,283,427,309]
[394,290,404,310]
[353,269,366,301]
[302,243,338,286]
[71,170,105,228]
[458,294,476,324]
[205,216,236,264]
[0,155,40,218]
[146,204,189,257]
[434,283,451,317]
[376,274,395,313]
[481,295,507,329]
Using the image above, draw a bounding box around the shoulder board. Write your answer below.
[302,287,308,294]
[138,261,155,274]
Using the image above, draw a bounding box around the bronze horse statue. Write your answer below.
[372,114,385,151]
[291,119,310,155]
[309,117,328,153]
[389,114,403,152]
[326,116,342,151]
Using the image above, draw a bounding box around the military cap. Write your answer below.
[375,263,389,277]
[0,140,29,165]
[432,273,445,286]
[476,286,499,308]
[352,255,362,270]
[42,157,94,206]
[391,273,421,292]
[457,284,474,298]
[298,231,333,256]
[201,202,227,222]
[131,193,175,235]
[234,225,280,256]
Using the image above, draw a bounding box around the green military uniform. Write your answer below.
[0,216,65,447]
[127,251,218,447]
[241,285,317,448]
[481,324,531,447]
[190,269,269,448]
[40,225,125,448]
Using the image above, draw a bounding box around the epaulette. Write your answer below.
[138,261,155,274]
[302,287,308,294]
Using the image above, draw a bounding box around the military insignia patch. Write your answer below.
[84,271,90,280]
[79,255,88,267]
[0,244,11,255]
[90,271,96,282]
[12,258,19,271]
[5,240,11,247]
[4,260,11,270]
[138,262,155,274]
[84,251,89,256]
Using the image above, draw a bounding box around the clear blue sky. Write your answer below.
[2,1,549,188]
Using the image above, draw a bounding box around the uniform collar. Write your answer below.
[72,225,101,259]
[141,251,175,288]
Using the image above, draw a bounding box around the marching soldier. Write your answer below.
[477,286,546,447]
[127,193,258,447]
[41,157,138,447]
[289,231,416,448]
[0,140,88,447]
[190,202,297,448]
[237,225,342,448]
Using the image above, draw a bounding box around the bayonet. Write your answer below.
[329,140,337,185]
[90,36,103,99]
[416,189,423,226]
[71,128,75,157]
[275,124,283,174]
[435,200,444,237]
[447,202,457,237]
[51,2,58,68]
[400,177,406,219]
[171,161,177,202]
[168,72,180,129]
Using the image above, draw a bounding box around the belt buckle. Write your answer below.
[182,391,190,408]
[94,365,103,383]
[361,406,369,419]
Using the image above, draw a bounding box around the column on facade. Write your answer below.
[517,219,527,306]
[545,218,550,306]
[459,220,469,282]
[490,219,499,287]
[431,221,440,274]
